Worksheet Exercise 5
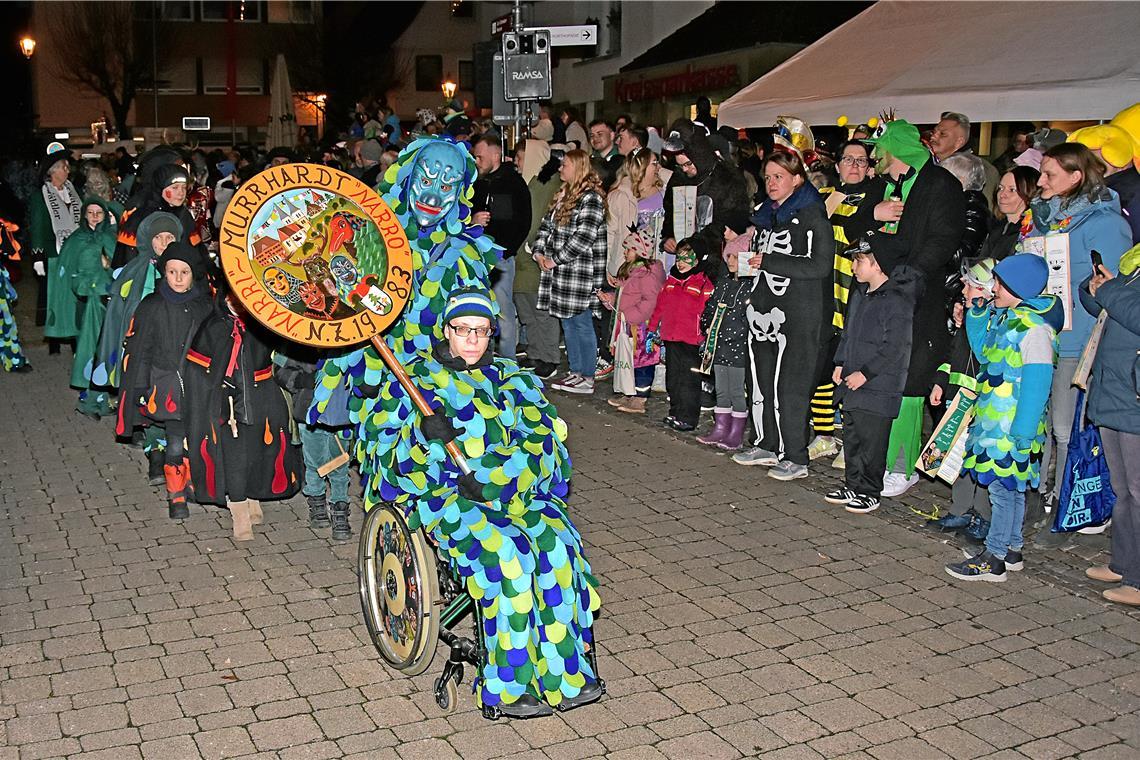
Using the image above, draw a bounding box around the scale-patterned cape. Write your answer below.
[964,296,1060,491]
[1,264,28,371]
[367,349,600,708]
[309,136,499,422]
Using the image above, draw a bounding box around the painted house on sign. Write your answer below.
[278,222,308,254]
[252,234,287,266]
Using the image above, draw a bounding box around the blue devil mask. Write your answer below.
[406,141,466,229]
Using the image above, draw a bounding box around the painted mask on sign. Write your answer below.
[298,282,327,313]
[329,255,359,285]
[406,141,466,229]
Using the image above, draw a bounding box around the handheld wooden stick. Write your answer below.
[369,336,473,476]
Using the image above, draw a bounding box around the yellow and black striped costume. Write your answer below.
[812,179,882,434]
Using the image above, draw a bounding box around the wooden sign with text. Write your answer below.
[219,164,413,347]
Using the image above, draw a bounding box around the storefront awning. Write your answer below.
[718,1,1140,128]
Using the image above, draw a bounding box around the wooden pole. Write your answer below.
[369,336,472,475]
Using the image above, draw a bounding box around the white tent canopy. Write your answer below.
[718,1,1140,129]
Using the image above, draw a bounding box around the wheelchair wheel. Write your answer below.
[358,503,441,675]
[434,674,458,714]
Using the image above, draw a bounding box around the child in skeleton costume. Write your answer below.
[308,136,499,452]
[115,243,213,518]
[733,150,834,480]
[371,289,602,718]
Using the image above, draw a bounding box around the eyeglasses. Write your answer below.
[448,323,494,338]
[676,158,694,170]
[839,157,870,167]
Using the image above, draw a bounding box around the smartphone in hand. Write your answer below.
[1091,249,1104,275]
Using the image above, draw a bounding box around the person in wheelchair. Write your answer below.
[370,287,602,718]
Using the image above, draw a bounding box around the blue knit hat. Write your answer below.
[993,254,1049,301]
[443,287,498,324]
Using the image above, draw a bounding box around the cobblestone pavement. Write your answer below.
[2,301,1140,758]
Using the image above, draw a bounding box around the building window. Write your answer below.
[159,1,194,20]
[415,55,443,93]
[152,58,197,94]
[267,0,315,23]
[457,60,474,91]
[200,1,262,22]
[203,58,266,94]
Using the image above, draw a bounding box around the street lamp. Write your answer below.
[20,36,36,59]
[441,79,457,101]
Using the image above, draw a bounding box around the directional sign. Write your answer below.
[532,24,598,47]
[490,13,512,36]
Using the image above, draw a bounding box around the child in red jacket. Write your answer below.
[649,242,714,431]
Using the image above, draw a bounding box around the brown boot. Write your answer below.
[1103,585,1140,606]
[228,499,254,541]
[1086,565,1122,583]
[617,396,646,414]
[247,499,263,525]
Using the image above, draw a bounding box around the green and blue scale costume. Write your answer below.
[309,137,601,710]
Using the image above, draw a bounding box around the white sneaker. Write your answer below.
[808,435,839,460]
[551,372,581,392]
[560,375,595,395]
[1078,519,1111,535]
[880,471,919,498]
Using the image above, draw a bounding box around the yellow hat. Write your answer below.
[1068,124,1137,169]
[1109,103,1140,169]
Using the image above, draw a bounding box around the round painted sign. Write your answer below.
[219,164,413,347]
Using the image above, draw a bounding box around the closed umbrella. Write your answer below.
[267,54,297,149]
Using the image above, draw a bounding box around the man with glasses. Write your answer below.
[809,140,886,466]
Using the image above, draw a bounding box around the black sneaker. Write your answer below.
[532,360,558,380]
[946,550,1007,582]
[845,494,880,514]
[961,546,1023,572]
[824,487,857,505]
[498,693,553,719]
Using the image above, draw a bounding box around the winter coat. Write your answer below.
[605,175,671,276]
[472,162,532,257]
[114,281,212,436]
[48,199,115,340]
[517,173,563,294]
[1019,188,1133,358]
[535,190,607,319]
[872,160,966,395]
[833,266,920,418]
[1080,269,1140,434]
[976,218,1019,263]
[699,273,751,368]
[661,155,750,270]
[957,190,991,271]
[182,308,301,505]
[272,347,320,424]
[963,295,1064,491]
[614,260,665,328]
[649,267,713,345]
[1107,166,1140,244]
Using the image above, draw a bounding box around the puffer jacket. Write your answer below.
[1079,268,1140,434]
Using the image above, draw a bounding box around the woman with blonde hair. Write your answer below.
[606,148,669,277]
[534,149,608,394]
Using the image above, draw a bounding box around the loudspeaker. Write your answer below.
[502,30,551,101]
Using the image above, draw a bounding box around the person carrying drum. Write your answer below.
[368,287,602,718]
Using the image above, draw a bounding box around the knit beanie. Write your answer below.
[622,229,655,260]
[136,212,184,258]
[157,241,206,281]
[443,287,498,324]
[155,163,190,190]
[962,257,997,292]
[993,254,1049,301]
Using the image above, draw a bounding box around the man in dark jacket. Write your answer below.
[829,239,917,514]
[862,119,966,497]
[660,119,751,279]
[472,135,532,360]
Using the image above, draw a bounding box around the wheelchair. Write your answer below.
[357,502,604,720]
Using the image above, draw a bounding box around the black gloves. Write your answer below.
[420,413,459,444]
[458,472,485,502]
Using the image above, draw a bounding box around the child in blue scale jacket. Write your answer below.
[946,255,1064,583]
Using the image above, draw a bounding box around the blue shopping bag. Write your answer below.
[1052,389,1116,532]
